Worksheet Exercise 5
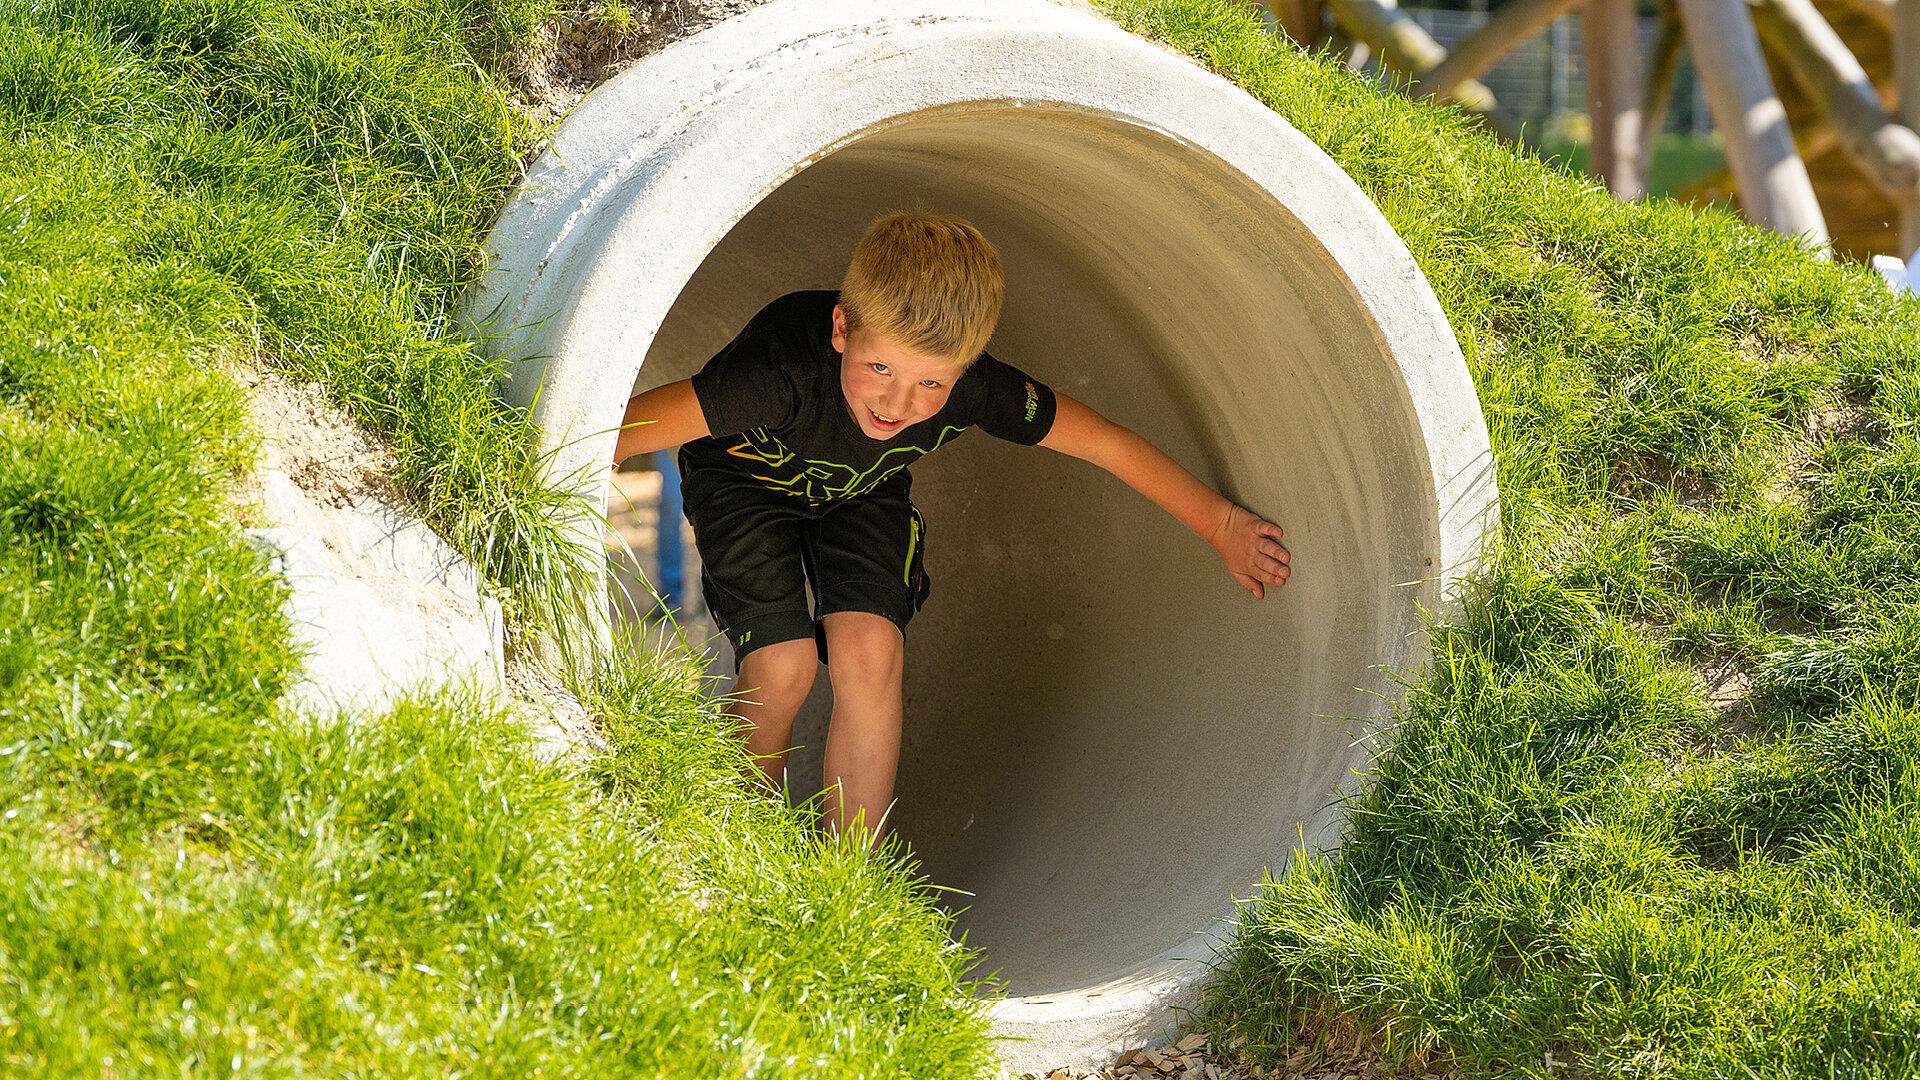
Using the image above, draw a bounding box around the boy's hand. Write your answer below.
[1212,504,1290,599]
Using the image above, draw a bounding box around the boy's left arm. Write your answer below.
[1038,392,1291,599]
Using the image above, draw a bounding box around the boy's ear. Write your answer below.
[830,304,849,355]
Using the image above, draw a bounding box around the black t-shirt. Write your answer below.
[681,291,1056,505]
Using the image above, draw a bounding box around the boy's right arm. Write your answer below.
[613,380,712,465]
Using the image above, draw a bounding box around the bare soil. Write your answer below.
[1030,1029,1463,1080]
[504,0,775,128]
[230,358,403,516]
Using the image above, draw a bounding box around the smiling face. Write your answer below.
[832,304,969,441]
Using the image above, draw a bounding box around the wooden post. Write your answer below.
[1751,0,1920,202]
[1418,0,1589,103]
[1241,1,1328,54]
[1323,0,1524,136]
[1323,0,1503,114]
[1675,123,1840,203]
[1583,0,1646,197]
[1271,0,1325,45]
[1675,0,1829,245]
[1642,1,1685,169]
[1899,0,1920,254]
[1830,0,1895,30]
[1320,21,1371,68]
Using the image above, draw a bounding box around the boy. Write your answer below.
[613,213,1290,844]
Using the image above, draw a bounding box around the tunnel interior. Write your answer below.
[621,106,1435,998]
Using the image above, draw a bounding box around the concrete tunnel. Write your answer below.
[465,0,1497,1068]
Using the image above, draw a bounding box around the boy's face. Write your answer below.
[832,304,967,441]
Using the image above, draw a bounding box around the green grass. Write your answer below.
[1097,2,1920,1076]
[1,0,601,639]
[20,0,1920,1071]
[0,0,994,1073]
[1,668,991,1078]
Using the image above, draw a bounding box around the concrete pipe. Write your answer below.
[466,0,1497,1070]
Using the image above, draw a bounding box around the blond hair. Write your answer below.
[839,212,1004,366]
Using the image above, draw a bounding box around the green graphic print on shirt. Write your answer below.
[722,423,968,502]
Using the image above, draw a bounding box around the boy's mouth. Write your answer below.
[867,408,904,432]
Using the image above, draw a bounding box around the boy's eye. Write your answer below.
[919,379,941,388]
[871,363,889,375]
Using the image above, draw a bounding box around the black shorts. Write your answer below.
[681,465,930,663]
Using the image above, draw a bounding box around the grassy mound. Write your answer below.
[0,0,991,1074]
[0,669,989,1076]
[1097,1,1920,1076]
[17,0,1920,1071]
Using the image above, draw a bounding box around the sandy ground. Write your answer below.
[505,0,776,127]
[232,361,403,514]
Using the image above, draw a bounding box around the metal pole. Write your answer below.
[653,449,686,613]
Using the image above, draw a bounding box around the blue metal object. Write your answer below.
[654,450,685,610]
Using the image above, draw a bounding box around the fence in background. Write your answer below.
[1372,8,1715,143]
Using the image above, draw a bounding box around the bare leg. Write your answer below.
[819,611,906,847]
[730,637,818,794]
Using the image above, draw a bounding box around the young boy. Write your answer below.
[613,213,1290,844]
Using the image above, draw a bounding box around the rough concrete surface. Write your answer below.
[464,1,1499,1071]
[236,366,506,716]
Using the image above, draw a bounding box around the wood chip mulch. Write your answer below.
[1027,1031,1466,1080]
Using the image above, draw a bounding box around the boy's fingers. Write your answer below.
[1233,572,1265,600]
[1251,552,1290,585]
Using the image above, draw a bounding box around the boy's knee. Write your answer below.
[736,637,817,702]
[822,612,904,683]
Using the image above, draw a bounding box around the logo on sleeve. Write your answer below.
[1023,382,1039,423]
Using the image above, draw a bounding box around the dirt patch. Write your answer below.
[505,655,608,757]
[1608,455,1718,511]
[1030,1029,1461,1080]
[1761,393,1876,507]
[231,359,402,517]
[1698,658,1754,720]
[1689,653,1767,750]
[505,0,775,127]
[1805,399,1874,444]
[1621,616,1771,770]
[1635,648,1772,779]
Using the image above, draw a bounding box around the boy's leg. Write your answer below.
[731,637,818,794]
[819,611,906,843]
[807,474,929,847]
[680,471,820,792]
